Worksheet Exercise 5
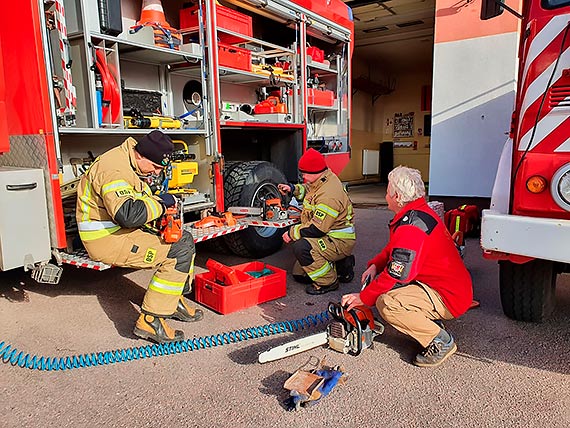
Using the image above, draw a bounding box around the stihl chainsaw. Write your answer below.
[258,302,384,363]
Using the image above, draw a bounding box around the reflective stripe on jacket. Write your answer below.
[290,169,355,241]
[76,138,164,241]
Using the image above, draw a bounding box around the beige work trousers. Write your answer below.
[376,282,454,348]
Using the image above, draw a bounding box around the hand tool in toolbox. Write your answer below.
[258,302,384,363]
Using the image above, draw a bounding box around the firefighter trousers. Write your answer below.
[83,228,196,316]
[376,282,454,348]
[291,236,355,287]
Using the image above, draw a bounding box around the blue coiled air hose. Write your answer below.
[0,310,329,371]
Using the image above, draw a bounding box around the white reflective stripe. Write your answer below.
[80,181,92,222]
[554,136,570,152]
[521,15,569,92]
[78,220,120,231]
[331,226,355,234]
[519,111,567,151]
[101,180,132,195]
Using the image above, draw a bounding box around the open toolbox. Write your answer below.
[195,260,287,314]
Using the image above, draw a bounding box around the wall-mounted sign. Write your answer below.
[393,112,414,138]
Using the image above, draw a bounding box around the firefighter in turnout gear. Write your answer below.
[76,130,203,344]
[279,148,356,295]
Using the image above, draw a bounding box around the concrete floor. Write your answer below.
[1,196,569,427]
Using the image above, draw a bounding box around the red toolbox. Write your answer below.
[195,260,286,315]
[307,88,335,106]
[307,46,324,63]
[444,204,480,236]
[180,4,252,44]
[218,43,251,71]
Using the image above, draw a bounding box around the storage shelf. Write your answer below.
[218,66,295,84]
[90,31,202,65]
[58,127,207,135]
[308,104,338,111]
[221,29,295,57]
[307,59,337,75]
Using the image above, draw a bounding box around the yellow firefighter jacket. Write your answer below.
[76,137,165,243]
[288,169,355,241]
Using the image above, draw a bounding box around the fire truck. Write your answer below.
[0,0,353,281]
[480,0,570,321]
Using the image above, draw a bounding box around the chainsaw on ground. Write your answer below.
[228,197,289,221]
[258,302,384,363]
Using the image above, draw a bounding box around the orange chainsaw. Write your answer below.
[159,204,183,243]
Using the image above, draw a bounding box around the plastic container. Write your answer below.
[307,88,335,106]
[218,43,251,71]
[180,4,252,44]
[195,261,287,314]
[307,46,325,63]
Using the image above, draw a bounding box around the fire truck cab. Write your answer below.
[480,0,570,321]
[0,0,353,278]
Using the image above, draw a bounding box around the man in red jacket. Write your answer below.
[341,166,473,367]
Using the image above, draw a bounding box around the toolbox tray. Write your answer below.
[195,261,286,314]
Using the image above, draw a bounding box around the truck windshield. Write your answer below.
[542,0,570,9]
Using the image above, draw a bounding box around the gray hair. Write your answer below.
[388,165,426,205]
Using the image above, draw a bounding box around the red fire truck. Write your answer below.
[480,0,570,321]
[0,0,353,281]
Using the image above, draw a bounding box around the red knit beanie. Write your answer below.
[298,148,327,174]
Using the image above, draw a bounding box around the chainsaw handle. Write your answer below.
[347,309,363,356]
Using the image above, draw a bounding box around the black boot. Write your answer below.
[336,255,355,283]
[171,297,204,322]
[133,314,184,344]
[305,280,339,295]
[414,329,457,367]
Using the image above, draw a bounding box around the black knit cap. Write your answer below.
[135,130,174,166]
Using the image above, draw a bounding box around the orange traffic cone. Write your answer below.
[137,0,171,27]
[133,0,182,50]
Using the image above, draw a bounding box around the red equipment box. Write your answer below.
[444,204,480,236]
[218,43,251,71]
[180,4,252,44]
[195,261,287,315]
[307,88,335,106]
[307,46,324,63]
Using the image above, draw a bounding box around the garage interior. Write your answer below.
[340,0,435,184]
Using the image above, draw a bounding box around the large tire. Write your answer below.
[499,259,557,322]
[223,161,286,258]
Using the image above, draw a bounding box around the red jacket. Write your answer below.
[360,198,473,318]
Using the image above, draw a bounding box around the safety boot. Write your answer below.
[305,280,339,295]
[336,255,355,283]
[414,329,457,367]
[171,297,204,322]
[133,314,184,344]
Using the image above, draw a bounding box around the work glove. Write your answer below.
[158,193,176,208]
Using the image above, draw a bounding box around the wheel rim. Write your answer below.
[250,182,281,238]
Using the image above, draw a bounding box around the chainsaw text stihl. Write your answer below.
[258,302,384,363]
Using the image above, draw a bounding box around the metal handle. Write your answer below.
[6,183,38,191]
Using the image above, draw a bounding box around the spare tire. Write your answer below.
[223,161,287,257]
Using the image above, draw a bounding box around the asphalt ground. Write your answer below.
[0,206,569,428]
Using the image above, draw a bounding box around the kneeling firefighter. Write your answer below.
[279,148,356,295]
[76,130,203,344]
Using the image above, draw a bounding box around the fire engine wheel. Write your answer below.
[499,259,557,322]
[223,161,287,258]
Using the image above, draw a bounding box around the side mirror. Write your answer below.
[481,0,504,20]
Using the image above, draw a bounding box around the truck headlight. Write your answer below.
[551,163,570,210]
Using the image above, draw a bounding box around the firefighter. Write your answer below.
[341,166,473,367]
[278,148,356,295]
[76,130,203,344]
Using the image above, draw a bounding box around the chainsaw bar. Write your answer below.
[258,332,328,364]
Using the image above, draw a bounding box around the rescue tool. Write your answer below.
[258,302,384,363]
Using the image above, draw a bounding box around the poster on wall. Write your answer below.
[393,112,414,138]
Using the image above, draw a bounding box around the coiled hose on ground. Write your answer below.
[0,310,329,371]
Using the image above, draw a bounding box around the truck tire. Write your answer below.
[223,161,286,258]
[499,259,557,322]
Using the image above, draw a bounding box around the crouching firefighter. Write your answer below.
[278,148,356,295]
[76,130,204,344]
